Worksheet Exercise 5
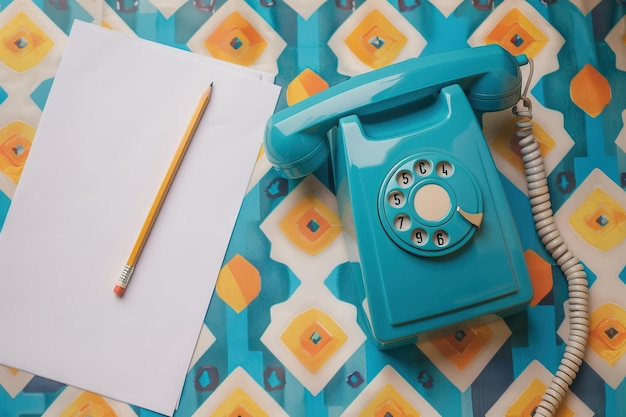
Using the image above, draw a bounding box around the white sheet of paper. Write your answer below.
[0,21,280,416]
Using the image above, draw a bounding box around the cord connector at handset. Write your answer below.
[513,58,589,417]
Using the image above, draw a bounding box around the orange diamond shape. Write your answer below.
[216,254,261,313]
[344,9,407,69]
[0,121,35,183]
[360,384,421,417]
[490,117,556,175]
[210,387,269,417]
[443,329,477,354]
[506,378,575,417]
[569,188,626,251]
[228,405,254,417]
[589,303,626,365]
[204,11,267,66]
[297,207,332,242]
[524,250,553,307]
[570,64,611,117]
[431,325,493,370]
[300,321,333,356]
[59,392,116,417]
[280,308,347,374]
[485,8,548,58]
[0,12,54,72]
[286,68,329,105]
[279,194,341,255]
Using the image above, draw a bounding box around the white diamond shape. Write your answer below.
[187,324,216,371]
[260,285,365,395]
[327,0,426,76]
[615,110,626,154]
[283,0,326,20]
[429,0,464,17]
[606,16,626,71]
[468,0,565,91]
[569,0,602,15]
[340,365,441,416]
[554,168,626,277]
[483,93,574,194]
[187,0,286,75]
[148,0,187,19]
[416,318,511,392]
[558,277,626,389]
[42,386,138,417]
[0,365,34,398]
[260,175,348,284]
[246,151,272,194]
[191,367,289,416]
[486,360,593,416]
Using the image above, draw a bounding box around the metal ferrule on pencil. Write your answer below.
[119,265,134,286]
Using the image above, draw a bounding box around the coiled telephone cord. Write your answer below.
[512,58,590,417]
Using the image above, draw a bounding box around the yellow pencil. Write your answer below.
[114,84,213,296]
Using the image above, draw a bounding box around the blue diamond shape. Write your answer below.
[596,214,609,227]
[0,86,7,106]
[310,331,322,344]
[30,78,54,111]
[267,370,281,388]
[369,36,385,49]
[230,37,243,50]
[307,219,320,233]
[14,37,28,49]
[510,34,524,47]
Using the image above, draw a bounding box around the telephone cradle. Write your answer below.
[264,45,534,349]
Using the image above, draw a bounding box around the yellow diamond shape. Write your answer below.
[524,250,553,307]
[210,387,269,417]
[490,117,556,174]
[568,188,626,251]
[359,384,421,417]
[203,11,267,67]
[279,193,341,255]
[286,68,329,105]
[505,378,574,417]
[484,8,548,59]
[280,308,347,374]
[589,303,626,366]
[0,12,54,72]
[344,9,407,69]
[570,64,612,117]
[0,120,35,183]
[216,254,261,313]
[59,392,117,417]
[430,325,493,370]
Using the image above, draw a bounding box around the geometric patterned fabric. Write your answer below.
[1,0,625,416]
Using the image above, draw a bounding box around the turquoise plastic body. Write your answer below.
[332,84,532,348]
[263,45,533,349]
[264,45,527,180]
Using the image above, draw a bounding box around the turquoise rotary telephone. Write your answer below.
[264,45,534,349]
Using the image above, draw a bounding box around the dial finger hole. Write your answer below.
[394,214,411,231]
[414,159,432,177]
[436,161,454,178]
[433,230,450,247]
[412,228,428,246]
[388,191,406,208]
[396,170,413,187]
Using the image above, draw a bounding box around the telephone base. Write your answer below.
[332,85,533,350]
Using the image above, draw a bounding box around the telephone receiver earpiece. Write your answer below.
[264,44,528,179]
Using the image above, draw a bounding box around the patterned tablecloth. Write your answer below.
[1,0,625,416]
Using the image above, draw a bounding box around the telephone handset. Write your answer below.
[264,45,535,348]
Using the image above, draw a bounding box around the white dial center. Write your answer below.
[413,183,451,222]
